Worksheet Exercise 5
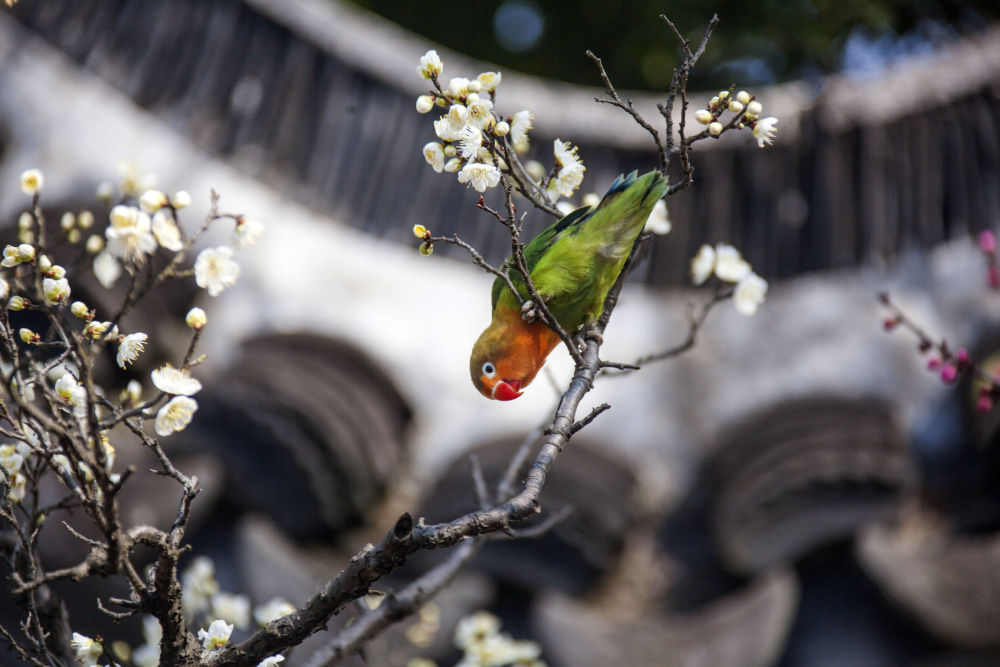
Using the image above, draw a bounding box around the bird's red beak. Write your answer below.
[492,379,523,401]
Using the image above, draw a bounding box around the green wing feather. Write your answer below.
[491,170,667,330]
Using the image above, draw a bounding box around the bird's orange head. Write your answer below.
[470,317,559,400]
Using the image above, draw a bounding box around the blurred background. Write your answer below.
[2,0,1000,665]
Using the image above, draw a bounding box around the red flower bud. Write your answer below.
[940,364,958,384]
[979,230,997,253]
[927,358,942,371]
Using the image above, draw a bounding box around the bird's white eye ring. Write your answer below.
[482,362,496,378]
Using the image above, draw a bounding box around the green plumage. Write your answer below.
[492,170,668,331]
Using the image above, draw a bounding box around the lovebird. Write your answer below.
[470,170,668,400]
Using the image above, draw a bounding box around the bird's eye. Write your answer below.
[482,362,496,378]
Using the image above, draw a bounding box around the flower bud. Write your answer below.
[494,121,510,137]
[85,235,104,255]
[60,212,76,230]
[728,100,744,114]
[443,144,457,157]
[694,109,713,125]
[718,90,730,99]
[19,169,43,196]
[18,212,33,230]
[71,301,90,319]
[444,158,462,173]
[412,224,430,239]
[0,279,8,301]
[709,96,719,108]
[96,181,115,203]
[19,328,38,344]
[139,190,168,214]
[67,229,81,244]
[38,255,52,273]
[8,296,27,311]
[415,95,434,114]
[746,100,763,117]
[979,230,997,253]
[467,79,482,94]
[940,363,958,384]
[48,265,66,280]
[77,210,95,229]
[17,244,35,262]
[736,91,751,105]
[708,122,724,136]
[17,230,33,245]
[419,241,434,256]
[417,50,443,79]
[171,190,192,209]
[185,307,207,330]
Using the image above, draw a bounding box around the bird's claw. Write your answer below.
[521,300,539,323]
[582,323,604,346]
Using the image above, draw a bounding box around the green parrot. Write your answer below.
[470,169,668,400]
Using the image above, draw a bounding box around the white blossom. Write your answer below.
[476,71,502,92]
[713,243,751,282]
[106,206,157,262]
[131,642,159,667]
[54,373,86,414]
[7,472,26,504]
[198,619,233,650]
[20,169,43,196]
[690,244,716,285]
[155,396,198,436]
[42,277,70,305]
[232,218,265,250]
[644,200,671,235]
[257,657,285,667]
[417,49,442,79]
[455,611,501,649]
[142,615,163,646]
[194,246,240,296]
[458,125,484,160]
[466,98,494,130]
[211,593,251,629]
[182,556,219,617]
[70,632,103,666]
[116,333,148,368]
[151,364,202,396]
[152,209,183,251]
[734,272,768,315]
[509,110,533,152]
[457,163,501,192]
[753,117,778,147]
[552,139,585,197]
[93,251,121,288]
[423,142,446,173]
[254,597,296,626]
[126,379,143,404]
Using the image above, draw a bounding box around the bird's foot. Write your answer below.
[521,300,539,323]
[582,322,604,346]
